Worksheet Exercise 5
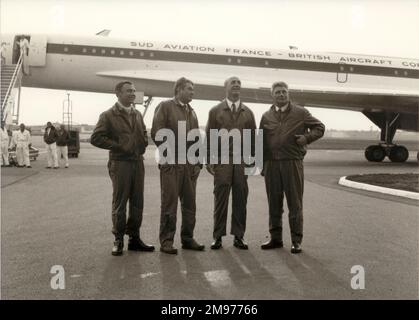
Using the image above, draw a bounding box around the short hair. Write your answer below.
[271,81,289,93]
[115,81,133,94]
[174,77,193,95]
[224,76,240,88]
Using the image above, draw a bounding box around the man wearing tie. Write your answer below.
[206,76,257,250]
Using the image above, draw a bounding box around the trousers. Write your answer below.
[264,160,304,244]
[108,159,145,239]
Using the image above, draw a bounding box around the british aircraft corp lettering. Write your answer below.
[402,61,419,68]
[339,56,393,66]
[288,53,331,61]
[225,48,272,56]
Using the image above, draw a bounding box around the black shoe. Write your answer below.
[182,239,205,251]
[233,237,248,250]
[210,238,222,250]
[46,166,51,169]
[128,237,155,252]
[160,245,178,255]
[291,243,302,254]
[112,240,123,256]
[261,239,283,250]
[26,166,32,168]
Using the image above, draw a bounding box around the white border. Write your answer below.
[339,176,419,200]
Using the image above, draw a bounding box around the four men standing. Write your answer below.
[90,78,324,256]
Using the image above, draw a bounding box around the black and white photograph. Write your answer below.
[1,0,418,307]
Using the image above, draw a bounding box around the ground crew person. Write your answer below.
[91,80,154,256]
[56,124,70,168]
[205,76,257,250]
[260,81,325,254]
[12,123,31,168]
[1,121,10,167]
[151,77,205,255]
[44,121,59,169]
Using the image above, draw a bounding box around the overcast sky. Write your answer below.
[1,0,419,129]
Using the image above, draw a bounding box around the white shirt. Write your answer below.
[175,99,190,112]
[275,103,289,113]
[226,99,240,111]
[117,101,134,114]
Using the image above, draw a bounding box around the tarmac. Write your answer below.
[1,144,418,299]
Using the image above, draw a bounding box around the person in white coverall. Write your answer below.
[13,123,31,168]
[1,121,10,167]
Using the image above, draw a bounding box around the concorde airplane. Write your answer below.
[1,33,418,162]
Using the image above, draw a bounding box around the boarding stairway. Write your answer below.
[1,54,23,125]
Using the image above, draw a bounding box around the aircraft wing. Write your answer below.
[96,69,262,88]
[96,69,419,115]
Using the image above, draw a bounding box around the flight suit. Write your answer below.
[260,103,325,244]
[151,99,201,247]
[91,103,148,240]
[13,129,31,167]
[1,128,10,166]
[205,100,256,240]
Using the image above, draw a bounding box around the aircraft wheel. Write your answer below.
[365,145,385,162]
[389,145,409,163]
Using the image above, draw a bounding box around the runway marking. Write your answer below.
[120,266,125,279]
[240,265,251,275]
[203,270,232,288]
[140,272,159,279]
[1,171,40,188]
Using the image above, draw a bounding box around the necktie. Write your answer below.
[232,103,237,114]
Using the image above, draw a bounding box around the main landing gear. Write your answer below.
[365,144,409,162]
[363,112,411,163]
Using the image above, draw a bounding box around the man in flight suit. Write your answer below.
[91,81,155,256]
[12,123,31,168]
[151,77,205,255]
[1,121,10,167]
[260,81,325,254]
[206,76,257,250]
